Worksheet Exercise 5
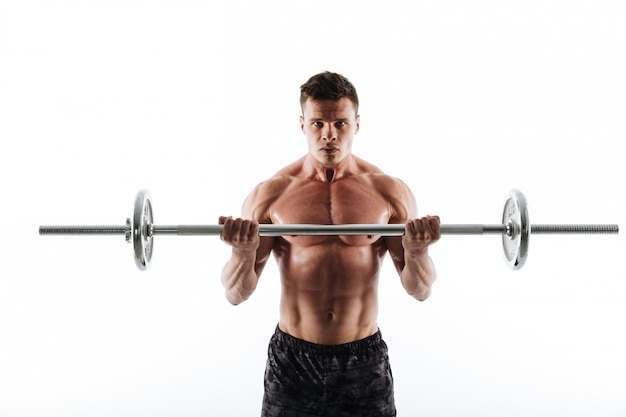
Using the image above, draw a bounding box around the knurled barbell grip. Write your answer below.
[155,224,507,236]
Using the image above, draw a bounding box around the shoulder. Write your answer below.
[354,157,417,220]
[374,174,417,220]
[242,158,304,221]
[354,156,413,196]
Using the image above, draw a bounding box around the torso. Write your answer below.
[247,155,412,344]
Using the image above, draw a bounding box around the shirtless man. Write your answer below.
[219,72,440,416]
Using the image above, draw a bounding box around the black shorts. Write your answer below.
[261,326,396,417]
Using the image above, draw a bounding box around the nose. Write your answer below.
[322,125,337,141]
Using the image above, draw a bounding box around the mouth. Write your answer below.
[321,147,339,154]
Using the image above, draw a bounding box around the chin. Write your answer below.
[320,155,342,166]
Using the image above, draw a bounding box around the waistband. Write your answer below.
[271,325,386,356]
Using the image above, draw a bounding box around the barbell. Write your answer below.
[39,189,619,271]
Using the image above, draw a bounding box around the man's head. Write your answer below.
[299,72,360,168]
[300,72,359,116]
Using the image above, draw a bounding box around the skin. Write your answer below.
[220,97,440,345]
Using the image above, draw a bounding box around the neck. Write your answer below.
[304,154,355,183]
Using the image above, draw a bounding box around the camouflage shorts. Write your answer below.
[261,326,396,417]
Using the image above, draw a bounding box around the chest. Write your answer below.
[270,179,390,226]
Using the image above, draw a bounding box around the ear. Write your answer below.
[355,114,360,134]
[299,115,305,133]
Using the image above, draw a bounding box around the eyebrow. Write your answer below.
[308,117,350,121]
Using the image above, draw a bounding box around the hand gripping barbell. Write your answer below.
[39,189,619,271]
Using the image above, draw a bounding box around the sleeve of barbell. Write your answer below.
[531,224,619,234]
[39,225,128,235]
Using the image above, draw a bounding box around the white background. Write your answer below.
[1,1,625,416]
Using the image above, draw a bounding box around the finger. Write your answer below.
[420,216,441,241]
[231,218,244,241]
[407,219,423,240]
[240,219,253,240]
[249,221,260,238]
[405,219,418,238]
[416,219,430,239]
[219,217,234,241]
[429,216,441,238]
[423,217,436,238]
[220,216,233,236]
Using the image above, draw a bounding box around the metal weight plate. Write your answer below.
[132,189,154,270]
[501,189,530,270]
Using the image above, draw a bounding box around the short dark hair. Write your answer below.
[300,71,359,114]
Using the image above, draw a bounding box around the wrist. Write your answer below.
[231,246,258,259]
[405,246,428,258]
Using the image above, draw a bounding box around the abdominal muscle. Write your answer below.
[275,236,385,345]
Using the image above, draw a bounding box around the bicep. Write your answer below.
[384,178,418,275]
[242,183,275,276]
[387,178,418,224]
[385,236,406,276]
[252,236,274,277]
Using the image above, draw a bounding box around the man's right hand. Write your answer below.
[219,216,260,252]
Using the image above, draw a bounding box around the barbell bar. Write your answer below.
[39,189,619,271]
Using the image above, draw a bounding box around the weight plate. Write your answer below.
[501,189,530,270]
[132,189,153,270]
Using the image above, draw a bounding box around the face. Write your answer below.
[300,97,360,167]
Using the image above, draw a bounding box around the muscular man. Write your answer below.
[219,72,440,416]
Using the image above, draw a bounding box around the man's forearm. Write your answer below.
[400,248,437,301]
[221,249,259,305]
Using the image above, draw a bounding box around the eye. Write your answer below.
[312,121,324,128]
[335,121,347,128]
